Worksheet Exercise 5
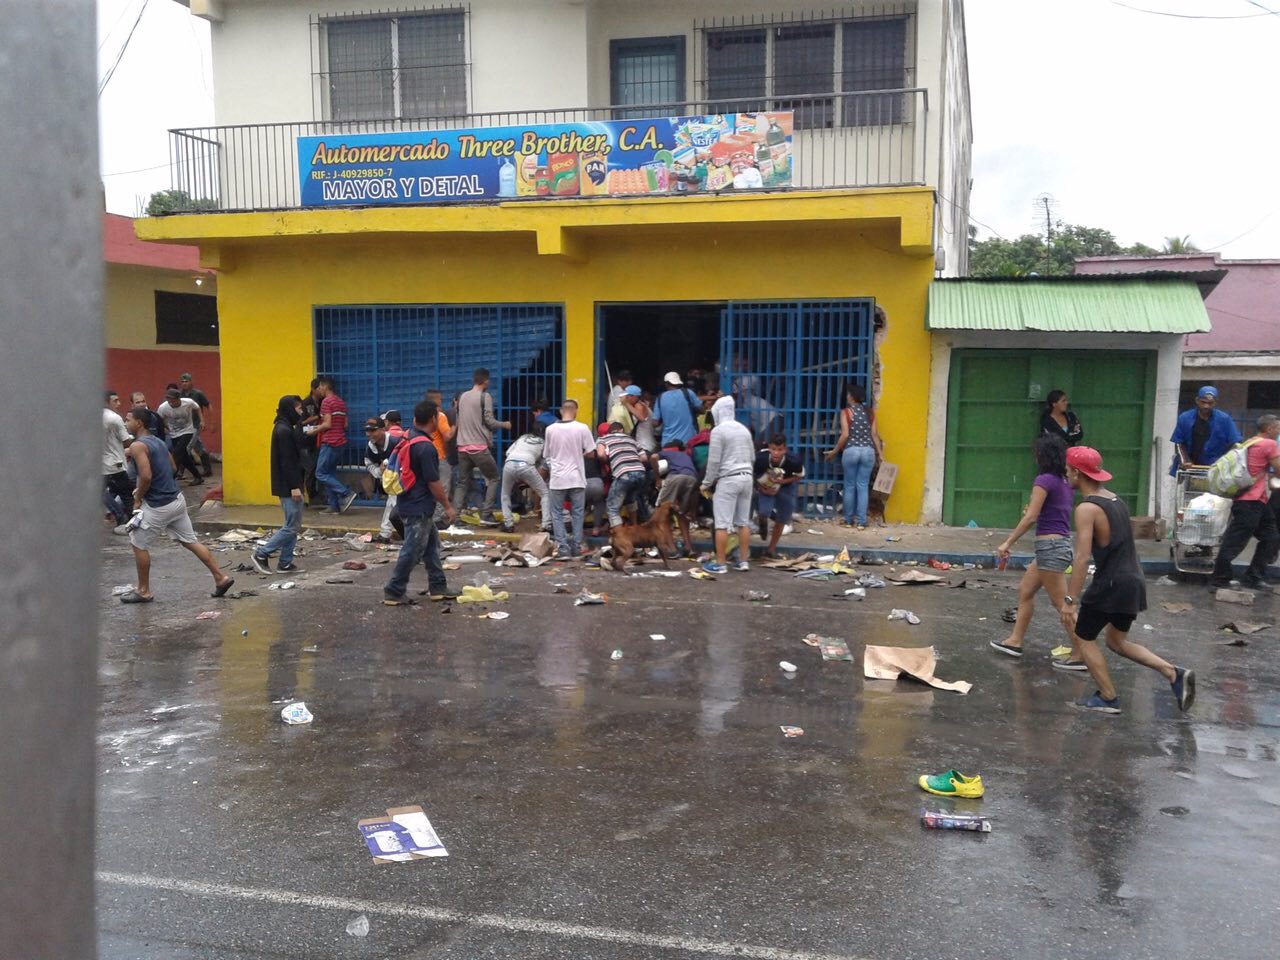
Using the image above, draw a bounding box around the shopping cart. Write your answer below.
[1169,466,1229,576]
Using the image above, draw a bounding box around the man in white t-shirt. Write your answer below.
[542,399,596,557]
[103,390,133,532]
[158,387,203,485]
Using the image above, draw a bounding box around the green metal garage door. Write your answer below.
[942,349,1156,527]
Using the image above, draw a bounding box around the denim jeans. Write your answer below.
[606,471,651,528]
[757,484,797,525]
[502,461,550,527]
[841,445,876,524]
[103,470,132,523]
[584,477,606,530]
[315,444,349,510]
[384,514,448,599]
[258,496,302,566]
[550,487,585,555]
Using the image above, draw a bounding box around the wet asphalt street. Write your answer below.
[96,530,1280,960]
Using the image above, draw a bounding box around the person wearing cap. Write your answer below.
[179,372,214,478]
[1059,446,1195,715]
[362,416,402,544]
[157,386,204,485]
[1170,385,1242,475]
[701,395,755,574]
[1210,414,1280,590]
[608,384,648,437]
[651,372,702,447]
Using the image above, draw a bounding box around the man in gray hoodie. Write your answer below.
[700,395,755,573]
[451,367,511,523]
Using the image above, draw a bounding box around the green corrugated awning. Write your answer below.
[927,278,1213,333]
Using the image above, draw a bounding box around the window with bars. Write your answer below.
[702,15,910,129]
[323,10,467,121]
[610,36,685,119]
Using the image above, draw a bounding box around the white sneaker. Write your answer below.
[112,523,130,535]
[733,560,750,572]
[782,524,793,535]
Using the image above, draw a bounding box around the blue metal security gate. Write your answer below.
[314,304,564,496]
[720,299,875,516]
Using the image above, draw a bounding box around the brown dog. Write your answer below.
[608,501,677,572]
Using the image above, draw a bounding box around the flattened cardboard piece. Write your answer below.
[871,462,898,495]
[863,644,972,695]
[358,804,448,863]
[886,569,947,585]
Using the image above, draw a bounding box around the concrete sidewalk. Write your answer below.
[183,497,1253,575]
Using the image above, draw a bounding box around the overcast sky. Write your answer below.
[98,0,1280,257]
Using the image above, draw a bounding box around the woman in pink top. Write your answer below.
[990,435,1082,667]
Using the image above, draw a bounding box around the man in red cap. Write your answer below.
[1059,446,1195,715]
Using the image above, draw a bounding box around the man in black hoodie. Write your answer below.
[252,396,305,574]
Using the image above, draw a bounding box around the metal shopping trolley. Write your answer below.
[1169,466,1230,576]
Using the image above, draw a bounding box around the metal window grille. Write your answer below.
[697,5,914,130]
[313,303,564,473]
[610,36,686,119]
[720,300,875,517]
[315,7,469,122]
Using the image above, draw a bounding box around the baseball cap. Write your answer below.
[179,373,193,382]
[364,417,384,431]
[1066,446,1112,482]
[1197,385,1219,400]
[597,422,611,437]
[164,387,181,399]
[624,385,642,397]
[663,371,683,386]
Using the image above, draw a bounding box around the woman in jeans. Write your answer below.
[824,383,882,529]
[989,434,1082,668]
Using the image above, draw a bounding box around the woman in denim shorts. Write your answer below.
[990,435,1082,667]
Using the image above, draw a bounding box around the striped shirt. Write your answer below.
[598,433,645,478]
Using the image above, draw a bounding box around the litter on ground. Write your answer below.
[280,702,313,725]
[195,611,221,620]
[358,805,448,863]
[780,725,804,738]
[864,645,971,695]
[574,589,607,606]
[887,609,922,625]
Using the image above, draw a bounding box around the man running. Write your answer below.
[103,390,133,532]
[451,368,510,524]
[119,406,234,603]
[158,386,203,485]
[179,372,214,477]
[1059,446,1194,715]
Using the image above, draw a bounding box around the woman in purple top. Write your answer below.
[990,435,1083,667]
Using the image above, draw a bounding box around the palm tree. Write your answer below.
[1161,235,1200,254]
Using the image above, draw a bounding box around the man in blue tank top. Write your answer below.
[119,407,235,604]
[1059,447,1194,715]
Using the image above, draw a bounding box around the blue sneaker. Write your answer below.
[1075,691,1121,714]
[1171,667,1196,711]
[702,560,728,575]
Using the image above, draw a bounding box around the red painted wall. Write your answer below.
[106,349,222,454]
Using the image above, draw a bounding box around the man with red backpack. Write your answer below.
[383,400,459,605]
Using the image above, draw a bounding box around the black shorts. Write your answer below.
[1075,604,1138,642]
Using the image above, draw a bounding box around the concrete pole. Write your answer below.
[0,0,100,956]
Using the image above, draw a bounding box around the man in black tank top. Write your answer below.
[1059,447,1195,715]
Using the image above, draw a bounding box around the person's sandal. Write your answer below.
[212,578,235,598]
[119,589,153,604]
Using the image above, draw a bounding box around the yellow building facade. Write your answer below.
[139,187,937,520]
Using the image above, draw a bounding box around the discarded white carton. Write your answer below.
[358,805,448,863]
[280,701,313,725]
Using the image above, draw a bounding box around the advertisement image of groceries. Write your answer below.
[297,112,793,207]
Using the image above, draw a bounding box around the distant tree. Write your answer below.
[145,189,218,216]
[1161,235,1201,254]
[969,222,1195,277]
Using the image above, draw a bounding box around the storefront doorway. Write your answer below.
[597,298,877,515]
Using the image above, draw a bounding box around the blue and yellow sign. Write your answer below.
[297,112,793,206]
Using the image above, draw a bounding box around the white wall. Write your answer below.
[922,331,1185,523]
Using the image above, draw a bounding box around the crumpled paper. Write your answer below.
[863,645,971,695]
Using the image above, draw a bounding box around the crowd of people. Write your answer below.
[102,367,1280,716]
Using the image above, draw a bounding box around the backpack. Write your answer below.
[382,435,430,496]
[1206,437,1262,497]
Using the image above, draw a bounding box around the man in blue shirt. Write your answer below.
[1170,385,1243,476]
[383,400,459,605]
[650,371,701,447]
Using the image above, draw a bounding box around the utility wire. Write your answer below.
[1110,0,1272,18]
[99,0,151,96]
[1241,0,1280,16]
[99,0,144,53]
[1206,208,1279,251]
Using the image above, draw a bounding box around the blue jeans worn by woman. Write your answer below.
[384,515,447,600]
[841,445,876,525]
[257,496,302,566]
